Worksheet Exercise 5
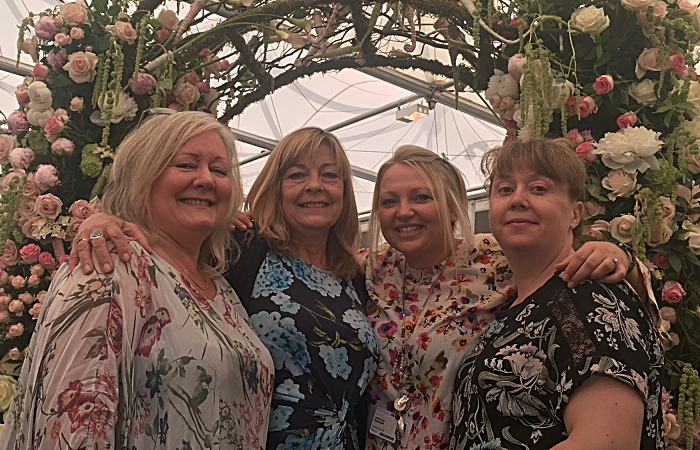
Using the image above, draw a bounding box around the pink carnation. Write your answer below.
[7,112,29,136]
[617,112,637,129]
[19,244,41,264]
[129,72,157,96]
[662,282,686,304]
[38,252,55,269]
[34,165,60,192]
[593,75,614,95]
[668,50,687,76]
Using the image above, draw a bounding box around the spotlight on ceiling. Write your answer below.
[396,104,430,122]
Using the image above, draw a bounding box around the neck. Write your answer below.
[291,233,329,269]
[506,238,575,307]
[153,232,202,274]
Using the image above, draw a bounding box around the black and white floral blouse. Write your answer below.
[450,274,664,450]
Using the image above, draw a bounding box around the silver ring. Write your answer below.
[610,258,618,266]
[90,230,104,240]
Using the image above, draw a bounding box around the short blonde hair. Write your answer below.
[246,127,360,280]
[368,145,472,258]
[101,111,243,274]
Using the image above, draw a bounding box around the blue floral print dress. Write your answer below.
[0,241,274,450]
[228,229,378,450]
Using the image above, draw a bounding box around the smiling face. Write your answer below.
[149,130,232,243]
[377,163,457,268]
[281,144,344,242]
[489,167,583,257]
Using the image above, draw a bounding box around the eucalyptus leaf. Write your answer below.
[631,219,644,244]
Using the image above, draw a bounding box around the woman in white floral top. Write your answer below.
[0,112,274,450]
[361,145,654,450]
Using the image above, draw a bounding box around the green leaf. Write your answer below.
[596,45,603,60]
[92,0,108,13]
[596,51,611,67]
[585,46,598,61]
[669,254,682,273]
[647,201,657,231]
[655,105,674,113]
[587,183,608,202]
[676,102,694,109]
[664,109,675,127]
[631,219,644,244]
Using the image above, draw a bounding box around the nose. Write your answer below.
[304,172,323,192]
[396,200,415,219]
[509,186,528,208]
[194,166,216,189]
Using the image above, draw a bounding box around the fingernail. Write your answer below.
[560,273,570,282]
[122,253,130,260]
[103,264,111,272]
[567,281,575,289]
[83,265,90,273]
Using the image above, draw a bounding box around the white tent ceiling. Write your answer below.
[0,0,506,215]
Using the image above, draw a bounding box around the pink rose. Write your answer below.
[636,48,662,78]
[38,252,55,269]
[17,196,37,224]
[11,276,25,288]
[617,112,638,129]
[8,301,23,315]
[7,348,21,360]
[662,281,686,303]
[200,48,211,57]
[46,48,68,70]
[34,15,61,40]
[105,21,137,44]
[567,129,584,146]
[19,244,41,264]
[0,312,8,324]
[31,264,44,277]
[654,1,668,18]
[220,60,231,72]
[65,217,83,240]
[33,63,49,80]
[197,82,211,94]
[27,275,40,287]
[7,323,24,337]
[69,27,84,40]
[36,193,63,220]
[21,216,46,240]
[51,138,75,156]
[566,96,598,117]
[660,306,677,324]
[0,135,17,165]
[157,9,180,30]
[54,33,72,47]
[583,220,610,241]
[37,291,47,303]
[70,97,84,112]
[69,199,93,219]
[0,270,8,286]
[18,292,33,304]
[60,1,88,25]
[678,0,695,12]
[203,56,222,77]
[44,116,64,136]
[667,50,687,76]
[575,142,597,162]
[23,174,40,197]
[173,80,200,106]
[34,165,60,192]
[156,28,169,42]
[129,72,157,96]
[7,112,28,136]
[593,75,614,95]
[184,72,200,85]
[63,51,98,83]
[15,85,29,107]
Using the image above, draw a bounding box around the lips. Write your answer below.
[299,202,329,208]
[181,199,212,206]
[505,218,535,225]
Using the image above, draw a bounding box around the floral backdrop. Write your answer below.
[0,0,699,447]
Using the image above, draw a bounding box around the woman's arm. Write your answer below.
[551,374,644,450]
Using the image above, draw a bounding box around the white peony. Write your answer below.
[629,79,658,106]
[593,126,663,173]
[27,81,53,111]
[97,91,138,124]
[27,107,55,128]
[570,6,610,36]
[484,70,520,101]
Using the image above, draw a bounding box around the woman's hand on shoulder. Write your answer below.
[554,241,631,288]
[68,213,151,275]
[230,211,254,231]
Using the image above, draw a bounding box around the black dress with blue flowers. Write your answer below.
[227,229,378,450]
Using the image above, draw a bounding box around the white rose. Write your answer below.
[571,6,610,35]
[0,374,16,412]
[27,81,53,111]
[602,169,638,200]
[682,221,700,254]
[621,0,659,12]
[157,9,180,31]
[629,79,658,106]
[675,80,700,118]
[27,107,55,128]
[610,215,636,243]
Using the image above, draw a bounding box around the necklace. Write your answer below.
[160,245,210,291]
[391,255,449,413]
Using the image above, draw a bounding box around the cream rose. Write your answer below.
[583,220,611,241]
[157,9,180,31]
[63,51,99,84]
[0,135,17,165]
[1,240,19,267]
[105,21,137,44]
[570,6,610,36]
[629,79,658,105]
[636,48,662,79]
[0,375,16,412]
[610,214,636,243]
[602,169,637,200]
[583,201,605,219]
[173,79,201,106]
[649,222,673,246]
[36,193,63,220]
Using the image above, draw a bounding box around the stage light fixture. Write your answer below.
[396,104,430,122]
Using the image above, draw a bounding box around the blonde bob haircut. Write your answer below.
[246,127,360,281]
[368,145,472,260]
[101,111,243,275]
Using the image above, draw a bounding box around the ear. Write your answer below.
[449,209,458,225]
[570,201,584,230]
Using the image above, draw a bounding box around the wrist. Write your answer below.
[607,238,637,273]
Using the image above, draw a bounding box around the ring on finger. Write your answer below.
[76,238,89,246]
[609,257,618,266]
[90,230,104,241]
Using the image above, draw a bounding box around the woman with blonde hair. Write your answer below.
[0,111,274,450]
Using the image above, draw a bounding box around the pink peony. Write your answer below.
[19,244,41,264]
[36,193,63,220]
[566,96,598,117]
[69,27,84,40]
[35,15,61,40]
[70,97,84,112]
[34,165,60,192]
[667,50,687,76]
[575,142,597,162]
[129,72,157,96]
[51,138,75,156]
[662,281,686,303]
[567,129,584,146]
[44,116,64,136]
[652,253,670,270]
[33,63,49,80]
[507,54,526,82]
[46,48,68,70]
[156,28,169,42]
[593,75,614,95]
[7,112,29,136]
[617,112,637,129]
[9,148,35,170]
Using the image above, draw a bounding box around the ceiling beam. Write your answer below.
[0,56,33,78]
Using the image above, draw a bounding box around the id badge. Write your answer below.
[369,408,397,443]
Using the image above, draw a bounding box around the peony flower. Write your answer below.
[593,75,614,95]
[46,48,68,70]
[602,169,637,200]
[0,135,17,165]
[583,220,610,241]
[621,0,659,12]
[157,9,180,30]
[610,214,636,243]
[27,108,55,128]
[593,127,662,173]
[54,33,72,47]
[507,54,526,82]
[636,48,662,78]
[485,70,520,101]
[69,27,84,40]
[105,21,137,44]
[34,15,61,40]
[96,92,137,124]
[617,112,637,129]
[19,244,41,264]
[173,79,201,106]
[32,63,49,80]
[51,138,75,156]
[1,240,19,267]
[129,73,157,96]
[571,6,610,36]
[7,112,28,136]
[44,116,64,136]
[34,165,60,192]
[36,193,63,220]
[9,147,35,170]
[63,51,99,83]
[27,81,53,111]
[566,96,598,117]
[70,97,84,112]
[662,281,686,303]
[60,0,89,25]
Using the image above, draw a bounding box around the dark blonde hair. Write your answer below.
[246,127,360,280]
[368,145,472,258]
[102,111,243,274]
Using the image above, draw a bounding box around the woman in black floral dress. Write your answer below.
[450,139,664,449]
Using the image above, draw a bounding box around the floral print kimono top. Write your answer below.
[0,242,274,450]
[361,236,516,450]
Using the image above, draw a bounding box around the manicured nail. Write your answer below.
[103,264,111,272]
[567,281,576,289]
[559,273,570,282]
